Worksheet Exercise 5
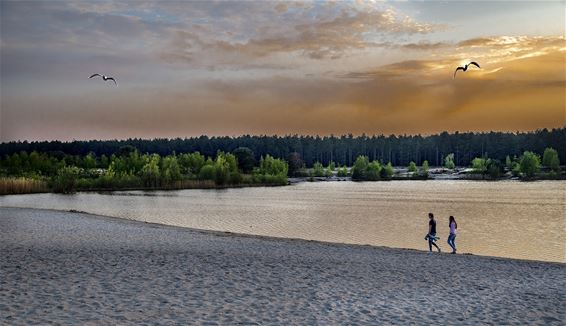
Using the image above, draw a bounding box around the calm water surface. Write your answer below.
[1,181,564,262]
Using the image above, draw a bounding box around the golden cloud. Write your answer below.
[159,5,441,63]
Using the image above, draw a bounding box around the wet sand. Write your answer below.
[1,207,564,325]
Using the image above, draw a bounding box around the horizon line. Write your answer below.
[2,126,565,144]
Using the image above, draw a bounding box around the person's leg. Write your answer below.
[430,234,440,252]
[447,234,455,251]
[432,241,440,252]
[452,235,457,252]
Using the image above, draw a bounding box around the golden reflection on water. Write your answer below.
[1,181,565,262]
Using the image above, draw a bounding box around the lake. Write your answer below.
[1,180,564,262]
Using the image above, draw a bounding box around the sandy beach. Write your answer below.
[1,207,564,325]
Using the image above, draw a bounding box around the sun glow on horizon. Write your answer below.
[0,1,564,141]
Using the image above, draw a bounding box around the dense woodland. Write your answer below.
[0,129,562,194]
[1,128,564,167]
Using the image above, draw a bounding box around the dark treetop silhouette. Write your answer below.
[1,128,564,168]
[89,73,117,86]
[454,62,481,79]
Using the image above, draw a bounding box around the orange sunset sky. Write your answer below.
[1,0,565,141]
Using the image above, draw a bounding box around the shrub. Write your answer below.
[444,153,455,169]
[542,148,560,172]
[52,166,81,193]
[178,152,206,176]
[366,161,382,181]
[520,151,540,178]
[381,162,394,179]
[487,159,503,179]
[141,154,161,187]
[253,155,288,184]
[337,167,349,177]
[408,161,417,173]
[421,160,429,178]
[351,156,369,180]
[327,161,336,171]
[471,157,487,174]
[199,165,215,181]
[311,162,325,177]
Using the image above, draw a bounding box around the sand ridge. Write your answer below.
[1,207,564,325]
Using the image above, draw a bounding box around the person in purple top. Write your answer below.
[447,216,458,254]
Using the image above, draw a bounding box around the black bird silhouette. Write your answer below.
[453,62,480,79]
[89,73,117,86]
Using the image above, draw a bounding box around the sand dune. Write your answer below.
[1,207,564,325]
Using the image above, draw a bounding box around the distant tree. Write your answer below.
[178,152,205,176]
[351,156,369,180]
[520,151,541,178]
[117,145,137,157]
[141,154,161,187]
[444,153,455,169]
[52,166,80,193]
[311,161,325,177]
[253,155,288,185]
[213,154,229,185]
[161,155,181,185]
[421,160,429,178]
[505,155,513,171]
[211,152,240,185]
[471,157,488,175]
[100,154,109,168]
[83,152,97,169]
[486,159,503,179]
[233,147,256,174]
[381,162,394,179]
[257,155,288,176]
[327,161,336,171]
[366,161,382,181]
[542,147,560,172]
[198,165,215,181]
[287,152,304,177]
[408,161,417,172]
[337,167,349,177]
[6,153,22,175]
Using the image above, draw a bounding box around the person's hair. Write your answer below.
[428,213,434,218]
[449,216,457,229]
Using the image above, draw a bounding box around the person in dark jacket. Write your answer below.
[425,213,441,253]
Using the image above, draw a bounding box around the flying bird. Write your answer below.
[89,73,117,86]
[453,62,480,79]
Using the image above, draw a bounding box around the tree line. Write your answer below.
[0,148,288,193]
[0,145,561,195]
[1,127,564,167]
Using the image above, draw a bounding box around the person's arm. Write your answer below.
[428,222,432,234]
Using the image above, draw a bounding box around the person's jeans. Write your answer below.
[447,233,457,252]
[428,233,440,252]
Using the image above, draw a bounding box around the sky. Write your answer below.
[1,0,565,141]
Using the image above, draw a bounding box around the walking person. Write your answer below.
[447,216,458,254]
[426,213,441,253]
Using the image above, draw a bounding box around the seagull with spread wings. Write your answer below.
[453,62,480,79]
[89,73,117,86]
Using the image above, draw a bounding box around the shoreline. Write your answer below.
[2,207,564,324]
[2,176,565,196]
[3,206,565,266]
